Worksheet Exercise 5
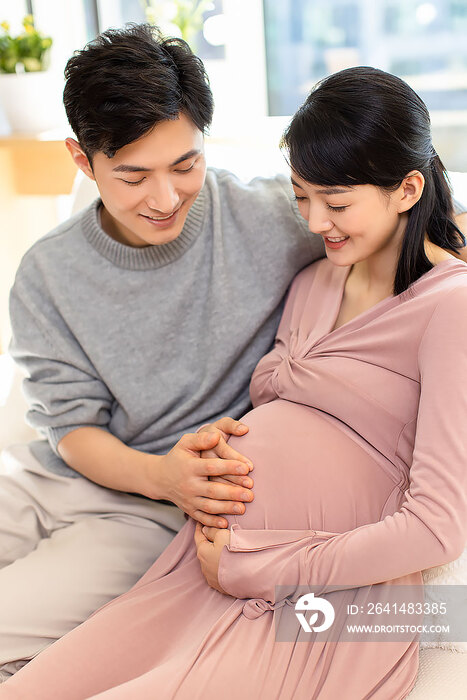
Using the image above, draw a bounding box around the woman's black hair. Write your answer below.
[63,23,214,161]
[281,66,465,295]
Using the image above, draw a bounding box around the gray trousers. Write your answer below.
[0,443,186,681]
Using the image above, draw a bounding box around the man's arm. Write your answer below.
[9,267,254,528]
[57,421,254,528]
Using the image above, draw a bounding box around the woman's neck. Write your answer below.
[424,238,456,265]
[332,233,456,333]
[349,233,455,299]
[347,221,403,299]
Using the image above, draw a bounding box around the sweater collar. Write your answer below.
[80,189,206,270]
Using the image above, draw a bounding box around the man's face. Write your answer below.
[89,113,206,247]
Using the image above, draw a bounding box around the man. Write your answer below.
[0,23,465,679]
[0,23,321,679]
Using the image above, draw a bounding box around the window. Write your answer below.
[96,0,225,60]
[264,0,467,117]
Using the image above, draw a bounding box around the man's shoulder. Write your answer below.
[204,167,307,230]
[203,167,324,264]
[206,166,292,200]
[17,200,99,272]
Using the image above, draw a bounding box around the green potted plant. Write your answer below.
[0,15,61,134]
[143,0,214,50]
[0,15,52,73]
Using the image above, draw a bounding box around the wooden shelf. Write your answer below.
[0,133,77,195]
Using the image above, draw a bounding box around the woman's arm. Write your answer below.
[216,285,467,603]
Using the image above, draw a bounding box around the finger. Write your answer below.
[200,480,253,506]
[181,431,221,454]
[197,458,251,478]
[201,526,219,542]
[214,473,254,488]
[193,521,206,548]
[213,417,249,437]
[207,475,233,485]
[200,448,220,460]
[191,510,229,529]
[198,426,229,443]
[207,437,253,469]
[195,495,251,518]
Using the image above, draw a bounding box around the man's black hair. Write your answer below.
[63,23,214,160]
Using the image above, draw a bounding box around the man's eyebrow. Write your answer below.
[112,164,151,173]
[112,149,201,173]
[170,149,201,166]
[290,178,352,196]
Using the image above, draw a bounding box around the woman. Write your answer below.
[1,67,466,700]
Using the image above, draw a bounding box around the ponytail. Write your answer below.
[394,150,465,296]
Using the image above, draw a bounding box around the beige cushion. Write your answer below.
[407,648,467,698]
[421,546,467,652]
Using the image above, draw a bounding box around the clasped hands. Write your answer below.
[156,417,254,594]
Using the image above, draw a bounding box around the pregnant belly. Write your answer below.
[224,399,403,533]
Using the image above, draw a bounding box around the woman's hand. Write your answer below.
[194,522,231,594]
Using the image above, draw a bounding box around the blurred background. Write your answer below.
[1,0,467,365]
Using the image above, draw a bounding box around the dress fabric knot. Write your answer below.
[270,328,320,399]
[242,597,294,619]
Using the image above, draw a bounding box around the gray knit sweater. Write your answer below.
[9,168,324,478]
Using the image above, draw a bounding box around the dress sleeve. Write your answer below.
[218,286,467,602]
[9,268,113,455]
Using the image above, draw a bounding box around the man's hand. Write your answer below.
[199,417,254,488]
[153,430,254,528]
[194,522,230,594]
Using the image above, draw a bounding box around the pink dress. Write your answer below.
[2,258,466,700]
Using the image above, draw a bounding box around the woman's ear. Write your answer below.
[397,170,425,213]
[65,138,96,180]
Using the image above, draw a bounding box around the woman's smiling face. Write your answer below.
[291,172,409,267]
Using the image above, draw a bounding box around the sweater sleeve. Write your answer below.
[218,285,467,602]
[8,266,113,455]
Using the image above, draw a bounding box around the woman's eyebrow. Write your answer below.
[290,178,353,196]
[290,177,303,188]
[315,187,353,195]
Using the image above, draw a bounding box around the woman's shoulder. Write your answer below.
[415,260,467,363]
[419,258,467,297]
[415,258,467,325]
[289,257,347,295]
